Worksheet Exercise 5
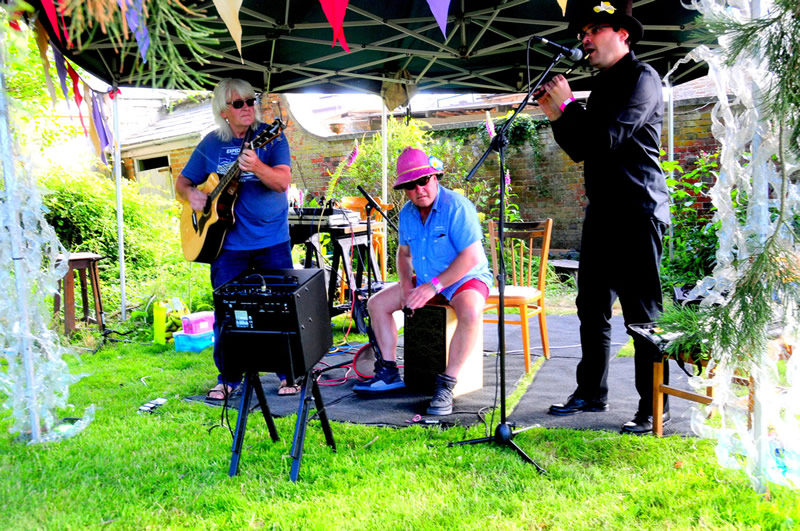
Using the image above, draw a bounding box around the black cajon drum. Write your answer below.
[403,302,483,397]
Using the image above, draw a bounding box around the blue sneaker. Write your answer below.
[353,363,406,395]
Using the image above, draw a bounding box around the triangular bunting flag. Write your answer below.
[39,0,63,44]
[213,0,244,63]
[68,64,88,137]
[119,0,151,62]
[557,0,568,16]
[319,0,350,53]
[34,20,57,107]
[52,46,70,107]
[426,0,451,38]
[84,82,103,163]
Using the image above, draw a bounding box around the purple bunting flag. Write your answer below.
[426,0,451,38]
[51,45,70,107]
[118,0,150,62]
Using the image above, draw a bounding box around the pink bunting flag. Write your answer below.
[318,0,350,52]
[426,0,451,38]
[40,0,63,44]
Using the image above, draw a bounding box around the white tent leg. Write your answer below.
[112,86,127,320]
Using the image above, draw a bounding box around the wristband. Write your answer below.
[559,97,575,112]
[430,277,444,294]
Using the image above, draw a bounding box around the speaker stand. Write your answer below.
[229,370,280,477]
[289,368,336,482]
[227,368,336,482]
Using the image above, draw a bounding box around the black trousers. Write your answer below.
[574,210,669,416]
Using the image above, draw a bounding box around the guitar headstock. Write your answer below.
[250,119,287,149]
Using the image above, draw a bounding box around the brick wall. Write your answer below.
[135,94,720,251]
[281,95,719,250]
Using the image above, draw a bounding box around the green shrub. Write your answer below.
[39,165,210,317]
[661,151,722,288]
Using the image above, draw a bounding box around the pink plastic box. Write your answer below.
[181,311,215,335]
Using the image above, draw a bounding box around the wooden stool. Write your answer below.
[403,302,483,397]
[53,252,105,335]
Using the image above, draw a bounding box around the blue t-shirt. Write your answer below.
[181,122,292,251]
[398,184,492,300]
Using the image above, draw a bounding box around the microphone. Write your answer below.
[531,35,583,62]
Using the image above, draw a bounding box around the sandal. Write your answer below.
[206,383,235,401]
[278,380,302,396]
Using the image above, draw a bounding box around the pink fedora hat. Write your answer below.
[393,147,443,190]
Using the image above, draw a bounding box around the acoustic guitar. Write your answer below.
[180,119,286,263]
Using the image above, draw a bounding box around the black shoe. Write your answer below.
[548,395,609,416]
[621,411,671,435]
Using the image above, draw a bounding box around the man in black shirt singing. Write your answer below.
[536,0,670,434]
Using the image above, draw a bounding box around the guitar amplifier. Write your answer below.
[214,268,332,382]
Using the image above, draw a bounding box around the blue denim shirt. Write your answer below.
[398,184,492,300]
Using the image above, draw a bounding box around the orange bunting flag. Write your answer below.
[34,20,57,107]
[318,0,350,52]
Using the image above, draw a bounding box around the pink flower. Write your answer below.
[485,111,496,139]
[346,143,359,166]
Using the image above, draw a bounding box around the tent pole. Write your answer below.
[112,83,127,320]
[381,102,388,278]
[0,46,41,442]
[666,73,674,261]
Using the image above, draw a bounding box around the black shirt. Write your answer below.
[551,52,670,224]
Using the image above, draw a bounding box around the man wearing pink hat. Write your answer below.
[536,0,670,434]
[353,147,493,415]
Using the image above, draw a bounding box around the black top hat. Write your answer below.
[566,0,644,44]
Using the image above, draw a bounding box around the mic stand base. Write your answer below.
[449,422,546,474]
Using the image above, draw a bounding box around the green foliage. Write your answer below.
[60,0,222,90]
[661,151,723,287]
[657,303,712,362]
[477,111,547,153]
[704,0,800,157]
[38,165,205,316]
[4,27,83,152]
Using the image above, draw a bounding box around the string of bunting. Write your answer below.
[9,14,119,165]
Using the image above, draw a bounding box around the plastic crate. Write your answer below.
[173,331,214,352]
[181,311,215,335]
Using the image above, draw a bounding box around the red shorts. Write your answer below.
[414,276,489,303]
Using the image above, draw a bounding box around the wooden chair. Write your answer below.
[340,196,394,278]
[483,219,553,373]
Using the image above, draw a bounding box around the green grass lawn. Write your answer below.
[1,320,798,530]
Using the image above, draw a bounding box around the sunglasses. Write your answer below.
[577,24,612,40]
[227,98,256,109]
[399,175,433,191]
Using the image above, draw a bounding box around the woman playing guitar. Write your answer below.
[175,78,297,401]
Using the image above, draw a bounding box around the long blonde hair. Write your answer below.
[212,78,263,142]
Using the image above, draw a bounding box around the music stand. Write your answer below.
[450,45,568,473]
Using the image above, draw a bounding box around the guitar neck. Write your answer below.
[204,120,284,202]
[208,162,241,202]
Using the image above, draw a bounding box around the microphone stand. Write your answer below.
[450,51,567,473]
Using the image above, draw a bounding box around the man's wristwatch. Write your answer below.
[430,276,444,294]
